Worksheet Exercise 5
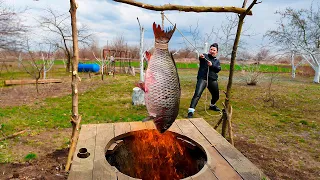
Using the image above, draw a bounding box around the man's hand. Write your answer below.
[199,54,205,58]
[207,61,212,66]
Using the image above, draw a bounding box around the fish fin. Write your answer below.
[142,116,155,122]
[153,22,176,43]
[136,81,146,92]
[145,51,151,61]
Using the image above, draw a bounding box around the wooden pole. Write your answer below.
[65,116,81,171]
[66,0,81,172]
[227,105,234,145]
[222,0,259,138]
[137,17,144,82]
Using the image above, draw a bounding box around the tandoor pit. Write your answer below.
[105,129,207,180]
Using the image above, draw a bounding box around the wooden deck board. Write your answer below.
[114,122,131,137]
[190,118,267,180]
[69,124,97,180]
[144,121,156,129]
[175,119,242,180]
[168,121,183,133]
[93,123,117,180]
[129,121,147,131]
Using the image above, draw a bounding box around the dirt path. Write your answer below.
[0,77,103,108]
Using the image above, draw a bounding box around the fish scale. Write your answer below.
[143,23,181,133]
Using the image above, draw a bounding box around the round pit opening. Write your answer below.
[105,129,207,180]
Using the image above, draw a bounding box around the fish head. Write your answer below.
[154,116,175,133]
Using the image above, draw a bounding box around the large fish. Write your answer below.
[139,22,180,133]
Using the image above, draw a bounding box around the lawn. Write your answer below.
[0,63,319,179]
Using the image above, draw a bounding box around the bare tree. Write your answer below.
[255,47,271,64]
[92,48,107,80]
[39,50,55,80]
[265,3,320,83]
[0,0,27,50]
[38,8,93,72]
[215,14,255,59]
[110,34,126,54]
[187,20,214,55]
[18,38,44,93]
[186,14,252,60]
[216,15,239,58]
[237,50,253,61]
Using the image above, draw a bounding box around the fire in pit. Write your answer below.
[105,129,207,180]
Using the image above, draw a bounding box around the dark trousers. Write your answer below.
[189,79,219,109]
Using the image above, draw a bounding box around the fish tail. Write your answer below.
[152,22,176,43]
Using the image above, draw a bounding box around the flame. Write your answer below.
[124,130,197,180]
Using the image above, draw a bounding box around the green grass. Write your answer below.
[74,60,291,73]
[24,153,37,161]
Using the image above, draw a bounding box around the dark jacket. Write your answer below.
[197,54,221,80]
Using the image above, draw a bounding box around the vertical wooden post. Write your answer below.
[137,17,145,82]
[222,0,258,137]
[66,0,81,172]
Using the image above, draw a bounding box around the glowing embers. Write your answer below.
[106,129,207,180]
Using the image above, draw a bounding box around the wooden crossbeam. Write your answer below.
[113,0,253,15]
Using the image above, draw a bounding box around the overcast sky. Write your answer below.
[6,0,317,53]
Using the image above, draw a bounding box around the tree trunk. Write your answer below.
[313,65,320,83]
[292,67,296,79]
[291,51,296,78]
[66,59,71,72]
[43,65,47,79]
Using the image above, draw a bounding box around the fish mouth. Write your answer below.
[155,121,174,133]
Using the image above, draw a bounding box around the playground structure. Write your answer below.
[102,48,135,77]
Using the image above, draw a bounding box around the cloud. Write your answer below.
[6,0,316,51]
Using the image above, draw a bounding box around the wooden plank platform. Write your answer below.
[68,118,268,180]
[4,79,62,86]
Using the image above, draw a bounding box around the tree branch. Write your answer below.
[113,0,253,15]
[241,0,260,18]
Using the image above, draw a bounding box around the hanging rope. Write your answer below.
[161,11,165,29]
[163,14,201,55]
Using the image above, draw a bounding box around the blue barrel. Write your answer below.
[78,63,100,72]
